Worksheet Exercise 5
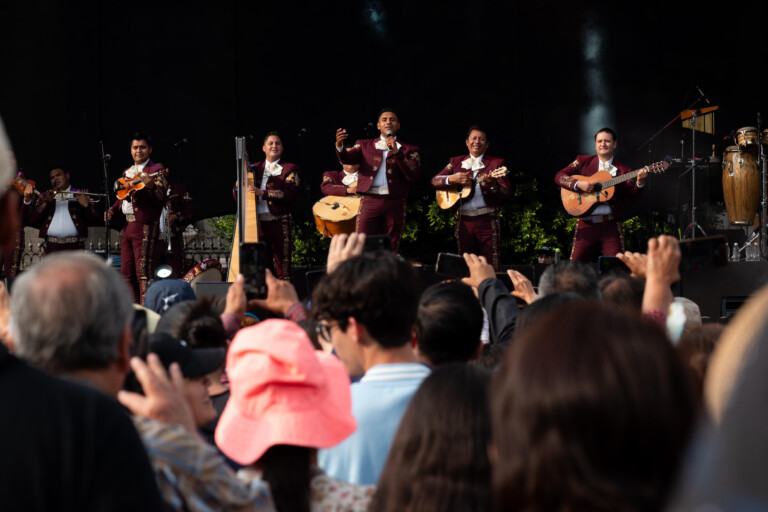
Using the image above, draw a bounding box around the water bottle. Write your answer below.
[731,243,739,262]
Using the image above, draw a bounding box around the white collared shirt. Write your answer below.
[122,159,150,215]
[47,186,79,237]
[371,136,393,190]
[592,157,615,215]
[459,154,488,210]
[257,158,279,214]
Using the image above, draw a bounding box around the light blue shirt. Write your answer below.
[318,362,431,485]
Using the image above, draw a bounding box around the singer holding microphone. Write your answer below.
[334,108,421,252]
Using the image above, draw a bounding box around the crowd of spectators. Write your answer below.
[1,116,766,512]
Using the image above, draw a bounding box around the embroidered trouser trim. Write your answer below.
[455,210,501,271]
[355,195,406,252]
[570,218,624,263]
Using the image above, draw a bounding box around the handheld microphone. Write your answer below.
[386,130,394,151]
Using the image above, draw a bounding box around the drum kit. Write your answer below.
[722,125,768,259]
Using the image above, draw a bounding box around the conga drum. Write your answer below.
[312,195,362,237]
[735,126,760,152]
[722,146,759,225]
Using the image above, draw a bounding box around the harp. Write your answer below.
[227,137,259,281]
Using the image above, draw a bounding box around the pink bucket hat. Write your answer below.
[215,319,356,465]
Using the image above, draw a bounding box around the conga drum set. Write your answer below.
[722,124,768,259]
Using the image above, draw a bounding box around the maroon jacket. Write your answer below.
[249,160,300,216]
[166,183,195,236]
[27,191,99,238]
[108,161,168,224]
[320,170,357,197]
[555,155,642,219]
[431,154,511,209]
[336,138,421,199]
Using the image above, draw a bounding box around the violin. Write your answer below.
[10,173,41,198]
[114,168,168,200]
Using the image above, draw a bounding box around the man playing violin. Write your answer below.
[431,126,511,271]
[23,167,99,256]
[106,133,167,304]
[555,127,647,263]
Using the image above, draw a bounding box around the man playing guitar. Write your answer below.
[555,127,647,263]
[431,126,510,270]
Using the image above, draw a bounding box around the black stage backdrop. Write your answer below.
[1,0,766,222]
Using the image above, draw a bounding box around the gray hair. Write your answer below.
[11,252,134,372]
[538,261,601,300]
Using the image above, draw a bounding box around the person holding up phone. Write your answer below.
[431,126,511,271]
[334,108,421,252]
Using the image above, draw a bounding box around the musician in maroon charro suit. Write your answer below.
[334,108,421,251]
[321,163,359,197]
[555,127,647,263]
[106,133,168,304]
[160,182,195,278]
[24,167,99,255]
[246,131,300,282]
[432,126,511,270]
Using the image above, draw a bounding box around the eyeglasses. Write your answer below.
[315,322,333,343]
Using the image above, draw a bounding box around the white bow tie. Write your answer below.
[374,139,401,151]
[599,161,616,173]
[341,171,358,186]
[264,162,282,177]
[461,157,485,171]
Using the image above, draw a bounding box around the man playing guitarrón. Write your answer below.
[555,127,647,263]
[431,126,510,271]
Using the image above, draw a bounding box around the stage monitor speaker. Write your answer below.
[680,262,768,320]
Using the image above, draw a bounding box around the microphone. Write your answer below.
[102,154,111,161]
[386,130,394,151]
[173,138,188,147]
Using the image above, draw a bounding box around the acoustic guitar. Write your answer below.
[560,161,668,217]
[436,166,509,209]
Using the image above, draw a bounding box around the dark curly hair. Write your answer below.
[310,251,420,348]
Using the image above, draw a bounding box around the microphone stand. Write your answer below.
[99,141,112,261]
[297,128,315,268]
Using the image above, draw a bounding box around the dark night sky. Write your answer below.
[1,0,766,221]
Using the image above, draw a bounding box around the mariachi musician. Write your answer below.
[106,132,167,304]
[156,163,196,279]
[24,166,99,255]
[431,126,510,271]
[240,131,300,282]
[555,127,647,262]
[321,163,359,196]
